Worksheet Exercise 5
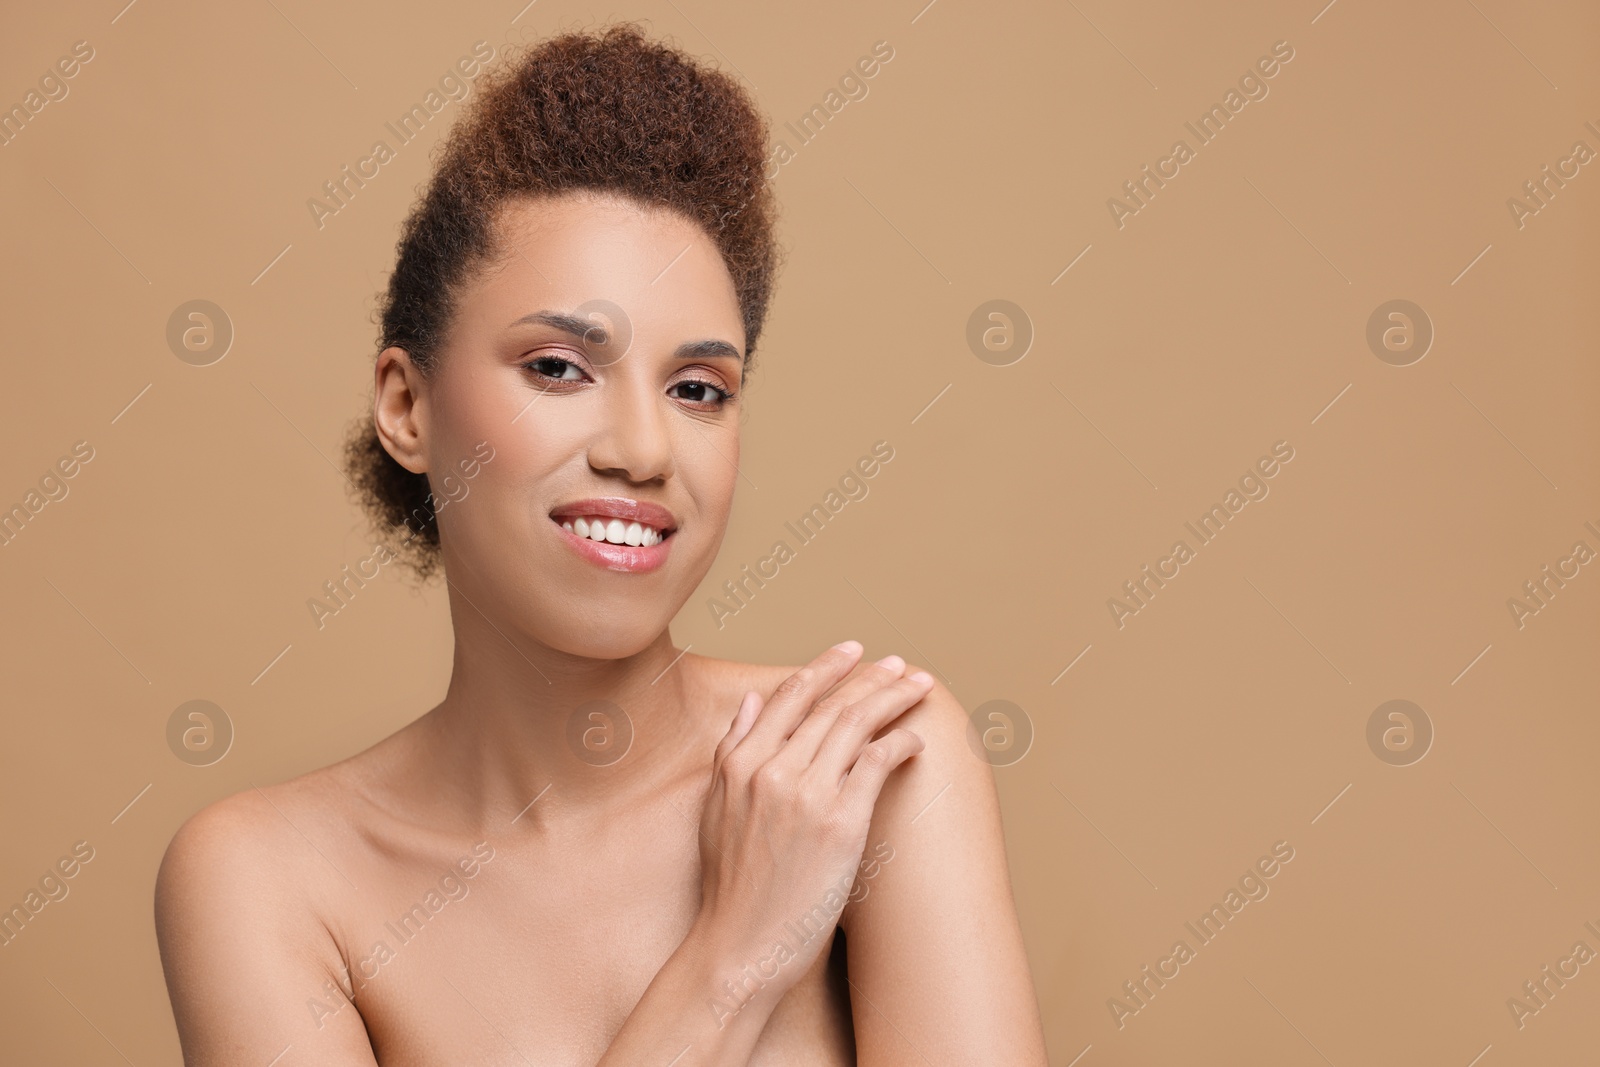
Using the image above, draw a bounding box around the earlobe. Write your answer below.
[373,346,431,474]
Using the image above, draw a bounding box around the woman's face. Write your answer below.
[387,190,747,659]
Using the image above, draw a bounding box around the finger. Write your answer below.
[715,691,763,768]
[838,728,924,815]
[739,641,865,756]
[811,671,935,783]
[781,654,907,766]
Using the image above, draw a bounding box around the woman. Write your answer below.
[155,23,1047,1066]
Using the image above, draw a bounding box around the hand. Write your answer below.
[690,641,932,1012]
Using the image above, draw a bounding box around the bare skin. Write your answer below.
[155,190,1048,1066]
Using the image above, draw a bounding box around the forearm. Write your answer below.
[597,920,781,1067]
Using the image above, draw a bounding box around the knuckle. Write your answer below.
[751,761,789,794]
[836,701,872,732]
[811,695,850,721]
[775,670,812,700]
[858,741,892,770]
[719,747,752,780]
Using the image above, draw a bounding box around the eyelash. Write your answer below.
[520,355,736,407]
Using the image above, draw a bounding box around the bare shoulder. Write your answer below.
[155,761,385,1063]
[155,768,351,956]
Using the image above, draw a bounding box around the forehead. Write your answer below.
[467,190,744,344]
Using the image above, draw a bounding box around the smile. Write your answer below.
[549,497,677,573]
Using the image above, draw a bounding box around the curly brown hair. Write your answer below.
[343,22,780,581]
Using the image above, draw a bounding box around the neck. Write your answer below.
[418,578,713,834]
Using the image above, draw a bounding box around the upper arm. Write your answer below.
[154,792,380,1067]
[840,674,1048,1067]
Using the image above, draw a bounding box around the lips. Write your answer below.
[549,497,677,573]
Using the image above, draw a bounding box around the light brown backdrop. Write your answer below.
[1,0,1596,1064]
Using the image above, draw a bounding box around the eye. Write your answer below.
[668,378,733,407]
[522,355,588,382]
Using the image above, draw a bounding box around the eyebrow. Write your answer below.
[509,310,743,363]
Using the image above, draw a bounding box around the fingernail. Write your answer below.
[832,640,862,654]
[909,670,933,685]
[876,655,904,671]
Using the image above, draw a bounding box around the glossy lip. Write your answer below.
[549,497,677,574]
[550,497,678,532]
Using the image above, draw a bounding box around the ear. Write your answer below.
[373,346,431,474]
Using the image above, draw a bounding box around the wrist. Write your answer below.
[681,913,796,1030]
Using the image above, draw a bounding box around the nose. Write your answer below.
[586,375,675,484]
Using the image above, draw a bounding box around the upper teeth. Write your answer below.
[563,516,665,547]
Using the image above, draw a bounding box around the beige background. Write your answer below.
[2,0,1597,1063]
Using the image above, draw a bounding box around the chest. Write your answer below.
[325,823,854,1065]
